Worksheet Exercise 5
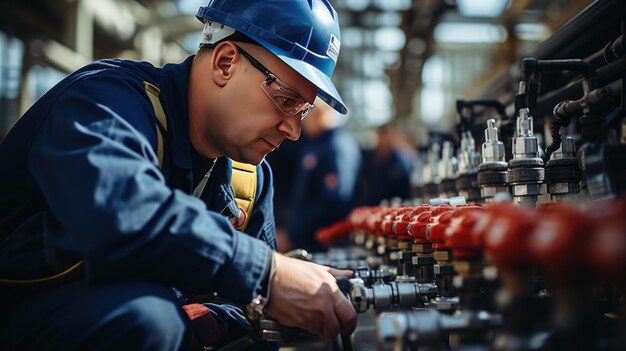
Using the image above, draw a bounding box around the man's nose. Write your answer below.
[278,114,302,141]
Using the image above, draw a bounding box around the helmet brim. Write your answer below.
[277,54,348,115]
[246,34,348,115]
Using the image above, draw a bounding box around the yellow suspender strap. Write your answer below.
[230,161,257,232]
[143,81,168,168]
[0,261,84,287]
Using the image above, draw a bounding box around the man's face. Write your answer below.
[189,42,317,165]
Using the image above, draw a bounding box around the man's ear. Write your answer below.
[210,42,238,87]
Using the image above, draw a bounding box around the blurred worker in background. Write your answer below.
[285,98,362,253]
[0,1,356,350]
[265,139,301,252]
[360,123,416,205]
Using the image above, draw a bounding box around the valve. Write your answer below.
[428,206,456,251]
[315,219,354,247]
[588,198,626,281]
[446,206,488,311]
[483,202,538,268]
[428,205,460,312]
[423,143,442,200]
[456,99,506,204]
[478,119,509,203]
[439,141,459,198]
[482,203,548,351]
[528,204,601,351]
[447,207,485,260]
[507,108,544,208]
[529,203,593,278]
[349,278,436,312]
[376,309,502,351]
[545,136,581,201]
[457,131,482,203]
[391,207,418,280]
[408,204,436,283]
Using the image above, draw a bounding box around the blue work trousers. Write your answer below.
[0,281,190,350]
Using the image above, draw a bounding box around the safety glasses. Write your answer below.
[236,45,315,120]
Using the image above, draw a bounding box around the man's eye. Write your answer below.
[277,96,299,108]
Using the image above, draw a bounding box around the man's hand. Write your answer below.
[265,252,357,338]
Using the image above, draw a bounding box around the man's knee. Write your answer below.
[1,281,190,351]
[100,283,189,350]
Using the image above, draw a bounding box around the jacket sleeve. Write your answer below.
[27,73,271,305]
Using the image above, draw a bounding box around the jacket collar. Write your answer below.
[204,158,240,218]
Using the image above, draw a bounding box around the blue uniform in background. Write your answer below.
[266,139,301,230]
[361,147,414,205]
[287,128,361,252]
[0,56,276,350]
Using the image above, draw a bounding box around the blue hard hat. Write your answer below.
[196,0,347,115]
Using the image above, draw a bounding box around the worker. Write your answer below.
[0,1,356,350]
[361,123,416,205]
[265,138,302,252]
[286,98,362,252]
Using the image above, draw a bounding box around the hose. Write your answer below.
[544,120,563,161]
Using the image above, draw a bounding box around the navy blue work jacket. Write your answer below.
[0,56,276,305]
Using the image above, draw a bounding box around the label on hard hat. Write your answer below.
[201,21,236,45]
[327,34,340,63]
